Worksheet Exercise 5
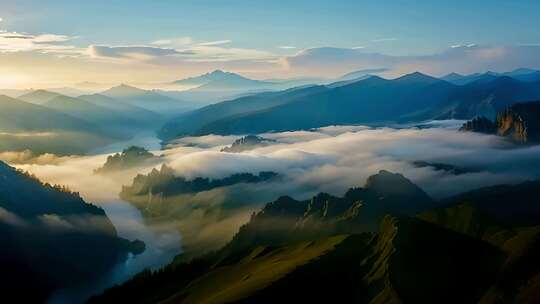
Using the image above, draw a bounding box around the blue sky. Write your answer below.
[3,0,540,54]
[0,0,540,87]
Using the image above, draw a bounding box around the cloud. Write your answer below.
[0,131,57,138]
[282,45,540,77]
[278,46,297,49]
[0,207,26,227]
[371,38,398,43]
[88,45,194,60]
[198,40,232,46]
[152,123,540,201]
[16,122,540,256]
[151,37,193,47]
[0,149,70,165]
[0,31,80,54]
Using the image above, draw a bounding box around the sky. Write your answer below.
[1,0,540,88]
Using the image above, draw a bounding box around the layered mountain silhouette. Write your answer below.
[443,68,540,85]
[92,170,540,303]
[0,94,117,154]
[159,72,540,140]
[18,89,62,104]
[158,84,328,139]
[100,84,193,114]
[0,161,143,303]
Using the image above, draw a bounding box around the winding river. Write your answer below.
[15,133,182,304]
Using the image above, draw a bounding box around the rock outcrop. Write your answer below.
[460,101,540,143]
[495,102,540,143]
[220,135,275,153]
[459,116,496,133]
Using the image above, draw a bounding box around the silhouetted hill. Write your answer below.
[94,146,157,175]
[0,161,143,303]
[43,95,140,136]
[101,84,193,114]
[192,73,456,135]
[18,89,62,104]
[79,93,163,125]
[220,135,276,153]
[0,95,116,154]
[225,170,433,251]
[158,85,328,140]
[443,69,540,85]
[121,165,278,200]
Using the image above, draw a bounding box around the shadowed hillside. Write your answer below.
[0,161,144,303]
[91,171,540,304]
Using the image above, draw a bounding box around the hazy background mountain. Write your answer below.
[172,70,276,91]
[442,68,540,85]
[0,95,118,154]
[100,84,195,115]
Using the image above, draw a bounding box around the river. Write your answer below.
[14,133,181,304]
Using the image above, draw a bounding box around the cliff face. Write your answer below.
[461,101,540,143]
[496,102,540,143]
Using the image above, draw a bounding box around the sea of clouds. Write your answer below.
[13,121,540,260]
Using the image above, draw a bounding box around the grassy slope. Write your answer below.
[161,236,348,304]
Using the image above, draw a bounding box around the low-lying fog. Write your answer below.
[11,120,540,303]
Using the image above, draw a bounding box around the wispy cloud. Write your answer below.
[451,43,477,48]
[0,31,80,54]
[278,46,297,49]
[151,37,193,47]
[198,40,232,46]
[88,45,194,60]
[282,45,540,77]
[351,46,365,50]
[371,37,398,43]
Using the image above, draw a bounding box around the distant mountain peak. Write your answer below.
[365,169,432,204]
[208,69,228,75]
[101,84,147,97]
[116,83,141,90]
[441,72,465,81]
[18,89,62,104]
[394,71,440,85]
[173,69,273,91]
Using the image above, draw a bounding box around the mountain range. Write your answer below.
[0,94,117,154]
[0,84,195,154]
[91,170,540,303]
[442,68,540,85]
[172,70,275,91]
[100,84,194,114]
[159,71,540,140]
